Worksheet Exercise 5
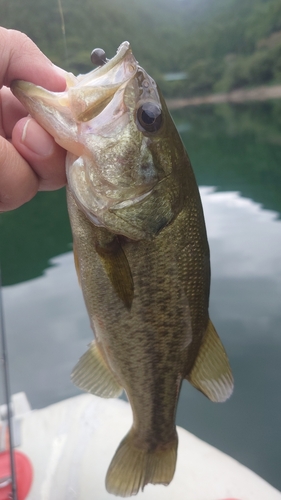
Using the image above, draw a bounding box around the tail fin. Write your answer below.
[105,430,178,497]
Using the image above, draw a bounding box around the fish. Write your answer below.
[11,41,233,497]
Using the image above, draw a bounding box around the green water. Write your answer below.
[1,101,281,491]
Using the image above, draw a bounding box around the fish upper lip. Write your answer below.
[76,41,136,87]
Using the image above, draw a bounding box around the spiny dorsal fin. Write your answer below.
[71,341,123,398]
[95,237,134,309]
[186,319,234,402]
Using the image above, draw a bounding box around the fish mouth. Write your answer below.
[10,42,139,155]
[11,42,138,126]
[68,42,139,123]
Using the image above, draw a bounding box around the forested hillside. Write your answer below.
[1,0,281,97]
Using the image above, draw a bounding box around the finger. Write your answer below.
[0,86,27,138]
[0,28,66,91]
[0,136,39,211]
[12,117,67,191]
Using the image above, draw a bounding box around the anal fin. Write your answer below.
[186,319,234,402]
[71,341,123,398]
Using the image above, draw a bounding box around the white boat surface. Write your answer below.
[1,392,280,500]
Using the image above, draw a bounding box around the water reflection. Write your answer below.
[0,189,71,286]
[1,252,91,408]
[1,188,281,489]
[175,101,281,216]
[203,186,281,304]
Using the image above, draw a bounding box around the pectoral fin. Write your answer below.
[73,240,81,287]
[96,237,134,309]
[186,319,234,402]
[71,341,123,398]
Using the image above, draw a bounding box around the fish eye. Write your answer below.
[136,102,163,133]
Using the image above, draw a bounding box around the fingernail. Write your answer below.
[21,118,54,157]
[52,64,68,78]
[52,65,68,88]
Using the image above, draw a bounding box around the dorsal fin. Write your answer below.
[186,319,234,402]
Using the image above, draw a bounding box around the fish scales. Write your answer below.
[11,41,233,497]
[67,171,209,455]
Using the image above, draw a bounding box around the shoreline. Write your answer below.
[166,84,281,109]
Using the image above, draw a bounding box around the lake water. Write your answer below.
[0,101,281,491]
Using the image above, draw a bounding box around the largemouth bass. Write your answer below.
[12,42,233,497]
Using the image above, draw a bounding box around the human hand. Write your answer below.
[0,28,67,211]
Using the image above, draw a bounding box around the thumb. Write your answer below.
[12,117,67,191]
[0,135,38,211]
